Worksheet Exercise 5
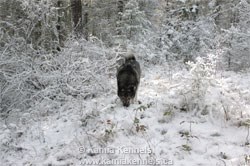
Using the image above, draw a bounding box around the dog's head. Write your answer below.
[118,85,136,107]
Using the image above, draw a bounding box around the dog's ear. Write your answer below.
[116,57,125,69]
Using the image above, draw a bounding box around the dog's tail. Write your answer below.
[125,53,136,63]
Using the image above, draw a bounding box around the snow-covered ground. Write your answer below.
[1,58,250,166]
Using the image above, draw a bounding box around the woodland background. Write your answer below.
[1,0,250,165]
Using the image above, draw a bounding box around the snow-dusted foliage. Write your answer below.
[0,0,61,114]
[219,0,250,71]
[119,0,151,42]
[0,0,116,116]
[157,3,217,64]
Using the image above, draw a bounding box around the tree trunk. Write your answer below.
[57,0,63,50]
[71,0,83,38]
[83,12,89,40]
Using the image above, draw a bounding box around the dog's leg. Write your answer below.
[131,98,134,104]
[130,92,137,105]
[132,86,138,104]
[135,86,138,103]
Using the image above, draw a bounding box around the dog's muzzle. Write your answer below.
[121,97,130,107]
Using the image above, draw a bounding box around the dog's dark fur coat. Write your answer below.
[117,54,141,107]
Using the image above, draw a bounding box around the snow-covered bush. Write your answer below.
[0,0,118,117]
[1,36,117,116]
[0,0,61,115]
[175,52,248,122]
[43,37,117,99]
[178,53,217,113]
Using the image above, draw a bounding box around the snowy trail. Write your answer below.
[1,66,250,166]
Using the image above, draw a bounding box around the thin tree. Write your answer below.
[71,0,83,38]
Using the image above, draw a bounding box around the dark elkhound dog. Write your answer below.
[117,54,141,107]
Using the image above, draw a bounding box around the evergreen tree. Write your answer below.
[118,0,151,43]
